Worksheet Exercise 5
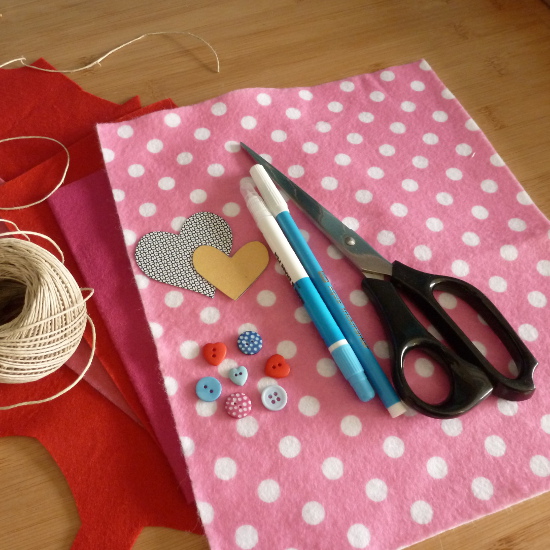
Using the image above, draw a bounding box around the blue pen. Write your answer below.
[241,181,375,402]
[250,165,406,417]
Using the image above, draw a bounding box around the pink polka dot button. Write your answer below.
[224,392,252,419]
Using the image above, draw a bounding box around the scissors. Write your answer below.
[241,142,537,419]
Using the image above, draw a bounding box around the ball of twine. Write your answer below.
[0,231,94,409]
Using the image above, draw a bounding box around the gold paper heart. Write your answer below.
[192,241,269,300]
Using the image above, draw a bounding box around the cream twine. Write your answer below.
[0,31,220,73]
[0,223,95,409]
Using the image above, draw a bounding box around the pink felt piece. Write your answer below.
[48,170,193,500]
[97,60,550,550]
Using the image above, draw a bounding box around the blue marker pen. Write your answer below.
[241,181,375,402]
[250,165,406,418]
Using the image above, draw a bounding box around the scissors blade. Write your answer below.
[240,142,393,277]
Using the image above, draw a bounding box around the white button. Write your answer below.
[261,385,287,411]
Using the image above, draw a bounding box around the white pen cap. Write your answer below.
[250,165,289,217]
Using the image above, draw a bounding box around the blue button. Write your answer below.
[261,385,287,411]
[195,376,222,401]
[237,331,263,355]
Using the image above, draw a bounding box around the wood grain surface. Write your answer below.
[1,1,549,548]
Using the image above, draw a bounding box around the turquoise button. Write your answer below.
[196,376,222,401]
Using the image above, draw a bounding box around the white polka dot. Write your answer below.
[437,293,457,310]
[472,477,493,500]
[480,179,498,193]
[190,189,207,203]
[380,70,395,81]
[411,501,433,524]
[128,164,145,177]
[442,88,455,99]
[490,153,505,167]
[180,340,200,359]
[421,60,432,71]
[350,289,368,306]
[316,121,331,133]
[528,291,547,308]
[135,274,149,289]
[537,260,550,276]
[377,230,396,246]
[446,168,463,181]
[208,163,225,177]
[177,152,193,165]
[455,143,472,156]
[366,478,388,502]
[299,90,313,100]
[517,190,533,205]
[123,229,137,245]
[236,416,259,437]
[500,245,519,261]
[415,357,435,377]
[355,190,373,204]
[433,110,448,122]
[347,524,371,548]
[451,259,470,277]
[426,218,443,232]
[317,357,337,377]
[322,457,344,480]
[258,479,280,503]
[347,132,363,144]
[390,122,406,134]
[474,341,487,356]
[288,165,305,178]
[489,276,507,292]
[411,80,425,91]
[241,116,257,129]
[485,435,506,457]
[462,232,480,246]
[518,323,538,342]
[256,92,271,106]
[441,418,463,436]
[294,306,311,323]
[302,501,325,525]
[113,189,125,201]
[327,245,343,259]
[530,455,550,477]
[508,218,526,232]
[373,340,390,359]
[164,113,181,127]
[211,101,227,115]
[117,124,134,138]
[279,435,301,458]
[401,101,416,112]
[423,133,439,145]
[303,142,319,154]
[271,129,287,142]
[379,144,396,156]
[158,176,175,190]
[472,205,489,220]
[102,148,115,162]
[147,139,163,153]
[427,457,448,479]
[402,179,419,192]
[436,192,453,205]
[277,340,297,358]
[340,81,355,91]
[256,290,276,307]
[171,216,186,231]
[235,525,258,549]
[194,128,210,140]
[180,436,195,457]
[466,118,480,131]
[541,415,550,434]
[225,141,240,152]
[139,203,156,217]
[165,290,184,308]
[414,245,432,261]
[412,156,429,168]
[335,153,351,166]
[223,202,240,217]
[497,398,519,416]
[370,91,385,102]
[322,176,338,190]
[164,376,178,396]
[341,415,362,436]
[299,396,320,416]
[328,101,343,113]
[197,501,214,525]
[200,306,220,324]
[257,377,277,392]
[389,203,407,217]
[343,217,359,231]
[214,457,237,480]
[383,436,404,458]
[367,167,385,179]
[359,112,374,123]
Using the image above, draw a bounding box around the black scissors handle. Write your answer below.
[362,261,537,418]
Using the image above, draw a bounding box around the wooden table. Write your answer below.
[1,0,549,548]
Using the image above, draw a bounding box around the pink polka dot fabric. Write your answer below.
[97,60,550,550]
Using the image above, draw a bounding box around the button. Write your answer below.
[237,331,263,355]
[224,392,252,418]
[261,385,287,411]
[265,354,290,378]
[195,376,222,401]
[229,366,248,386]
[202,342,227,366]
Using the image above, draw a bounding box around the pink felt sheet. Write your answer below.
[96,60,550,550]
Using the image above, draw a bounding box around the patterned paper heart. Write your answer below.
[134,212,232,298]
[265,354,291,378]
[229,366,248,386]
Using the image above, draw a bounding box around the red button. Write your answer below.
[202,342,227,366]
